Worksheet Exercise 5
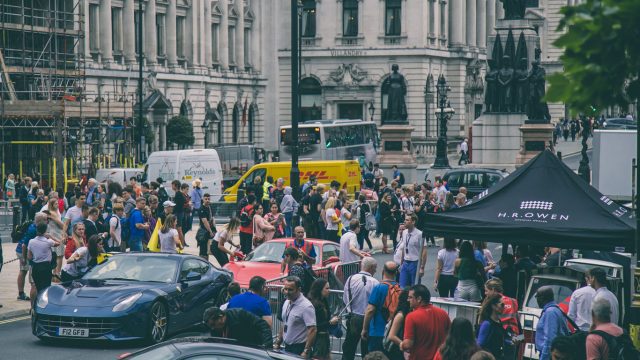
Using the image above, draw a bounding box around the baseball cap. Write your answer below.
[156,177,165,184]
[163,200,176,207]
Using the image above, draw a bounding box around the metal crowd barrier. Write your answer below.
[0,199,20,235]
[431,297,481,324]
[332,260,362,285]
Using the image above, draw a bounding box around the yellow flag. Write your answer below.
[148,219,162,252]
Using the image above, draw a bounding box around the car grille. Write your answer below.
[38,314,121,337]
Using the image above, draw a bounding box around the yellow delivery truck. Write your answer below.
[222,160,361,203]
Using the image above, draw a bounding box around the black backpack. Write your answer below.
[11,221,32,243]
[239,206,253,227]
[590,330,640,360]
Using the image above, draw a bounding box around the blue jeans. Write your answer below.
[129,236,143,252]
[399,260,418,288]
[284,212,293,237]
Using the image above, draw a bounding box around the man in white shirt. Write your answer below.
[63,193,86,235]
[340,220,365,263]
[109,204,125,252]
[568,274,595,331]
[342,257,379,360]
[589,267,620,325]
[458,138,469,165]
[396,213,426,288]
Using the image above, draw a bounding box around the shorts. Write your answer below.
[17,252,29,272]
[53,244,65,257]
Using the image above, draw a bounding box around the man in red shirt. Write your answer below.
[401,284,450,360]
[485,278,520,359]
[238,195,257,255]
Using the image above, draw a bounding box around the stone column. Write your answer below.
[449,0,464,46]
[487,0,496,36]
[204,0,212,69]
[251,1,261,72]
[477,0,486,49]
[144,0,157,65]
[235,2,245,70]
[82,0,91,61]
[219,1,229,70]
[466,0,476,48]
[99,0,113,63]
[167,0,178,68]
[123,0,136,64]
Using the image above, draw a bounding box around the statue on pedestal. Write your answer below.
[484,59,498,113]
[497,56,515,112]
[514,58,529,113]
[499,0,526,20]
[526,60,551,122]
[383,64,408,124]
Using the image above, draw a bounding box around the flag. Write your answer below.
[241,96,248,128]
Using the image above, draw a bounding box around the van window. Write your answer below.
[445,173,462,187]
[463,172,485,187]
[244,168,267,187]
[486,173,502,187]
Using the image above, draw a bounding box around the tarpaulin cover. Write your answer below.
[425,150,636,251]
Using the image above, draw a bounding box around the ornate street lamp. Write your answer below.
[368,102,375,122]
[577,115,591,183]
[432,75,454,169]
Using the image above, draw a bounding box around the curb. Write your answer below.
[0,308,30,321]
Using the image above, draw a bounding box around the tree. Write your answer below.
[142,117,155,145]
[166,116,195,149]
[546,0,640,115]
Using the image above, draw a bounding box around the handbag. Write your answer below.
[365,211,377,231]
[252,217,265,247]
[328,322,343,338]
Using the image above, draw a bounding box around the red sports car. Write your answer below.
[223,238,341,288]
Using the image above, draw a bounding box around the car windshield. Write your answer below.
[84,255,178,283]
[564,262,618,278]
[245,242,320,265]
[526,277,577,308]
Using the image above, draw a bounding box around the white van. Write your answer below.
[143,149,223,197]
[95,168,144,187]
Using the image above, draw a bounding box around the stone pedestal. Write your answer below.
[378,124,417,181]
[471,113,524,167]
[515,121,555,166]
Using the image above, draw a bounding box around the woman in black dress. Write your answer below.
[308,278,339,360]
[379,192,394,254]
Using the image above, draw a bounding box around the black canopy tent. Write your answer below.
[425,150,636,252]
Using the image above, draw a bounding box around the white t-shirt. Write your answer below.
[109,215,122,247]
[340,208,351,230]
[27,236,56,263]
[339,231,360,263]
[325,208,339,230]
[159,228,179,253]
[62,247,90,277]
[437,248,459,275]
[64,206,84,233]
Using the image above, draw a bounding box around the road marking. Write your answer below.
[0,315,30,325]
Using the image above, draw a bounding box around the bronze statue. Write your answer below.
[514,58,529,113]
[484,59,499,113]
[526,60,551,122]
[497,55,515,112]
[384,64,408,123]
[499,0,526,20]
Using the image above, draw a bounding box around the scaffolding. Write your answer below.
[0,0,135,191]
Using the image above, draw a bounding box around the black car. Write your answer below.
[602,118,637,130]
[442,168,508,198]
[120,337,302,360]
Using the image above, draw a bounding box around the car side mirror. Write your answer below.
[323,256,339,266]
[183,271,202,282]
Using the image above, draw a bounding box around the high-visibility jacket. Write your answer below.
[500,294,520,335]
[262,181,272,201]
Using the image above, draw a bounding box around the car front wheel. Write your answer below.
[147,301,168,344]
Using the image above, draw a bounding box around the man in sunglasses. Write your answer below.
[396,213,426,288]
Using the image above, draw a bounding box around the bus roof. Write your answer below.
[281,119,369,128]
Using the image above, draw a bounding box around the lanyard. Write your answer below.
[284,302,295,330]
[404,230,414,254]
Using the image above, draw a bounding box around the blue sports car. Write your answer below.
[32,253,232,343]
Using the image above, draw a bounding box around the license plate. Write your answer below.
[58,327,89,337]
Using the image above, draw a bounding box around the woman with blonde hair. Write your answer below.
[159,214,182,254]
[212,217,242,266]
[65,222,86,259]
[46,198,66,279]
[323,197,340,242]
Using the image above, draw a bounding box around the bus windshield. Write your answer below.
[280,127,321,146]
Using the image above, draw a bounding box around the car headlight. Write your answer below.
[112,292,142,312]
[36,288,49,309]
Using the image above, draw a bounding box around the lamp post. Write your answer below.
[289,0,301,200]
[137,0,144,166]
[368,102,375,122]
[577,115,591,183]
[201,118,210,149]
[432,75,454,169]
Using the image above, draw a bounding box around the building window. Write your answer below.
[343,0,358,37]
[156,14,165,57]
[301,0,316,38]
[135,9,143,55]
[112,8,123,52]
[89,4,99,51]
[212,24,219,62]
[385,0,401,36]
[300,77,322,122]
[244,28,251,66]
[176,16,185,57]
[440,1,446,37]
[228,26,235,65]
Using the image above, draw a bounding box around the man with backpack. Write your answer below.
[586,298,624,359]
[535,286,571,360]
[238,195,257,255]
[362,261,400,353]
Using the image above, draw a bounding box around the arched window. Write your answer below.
[248,102,258,143]
[301,0,316,38]
[300,77,322,122]
[232,101,242,143]
[179,100,193,121]
[216,102,227,144]
[385,0,401,36]
[343,0,358,37]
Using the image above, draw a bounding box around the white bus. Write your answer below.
[279,119,378,165]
